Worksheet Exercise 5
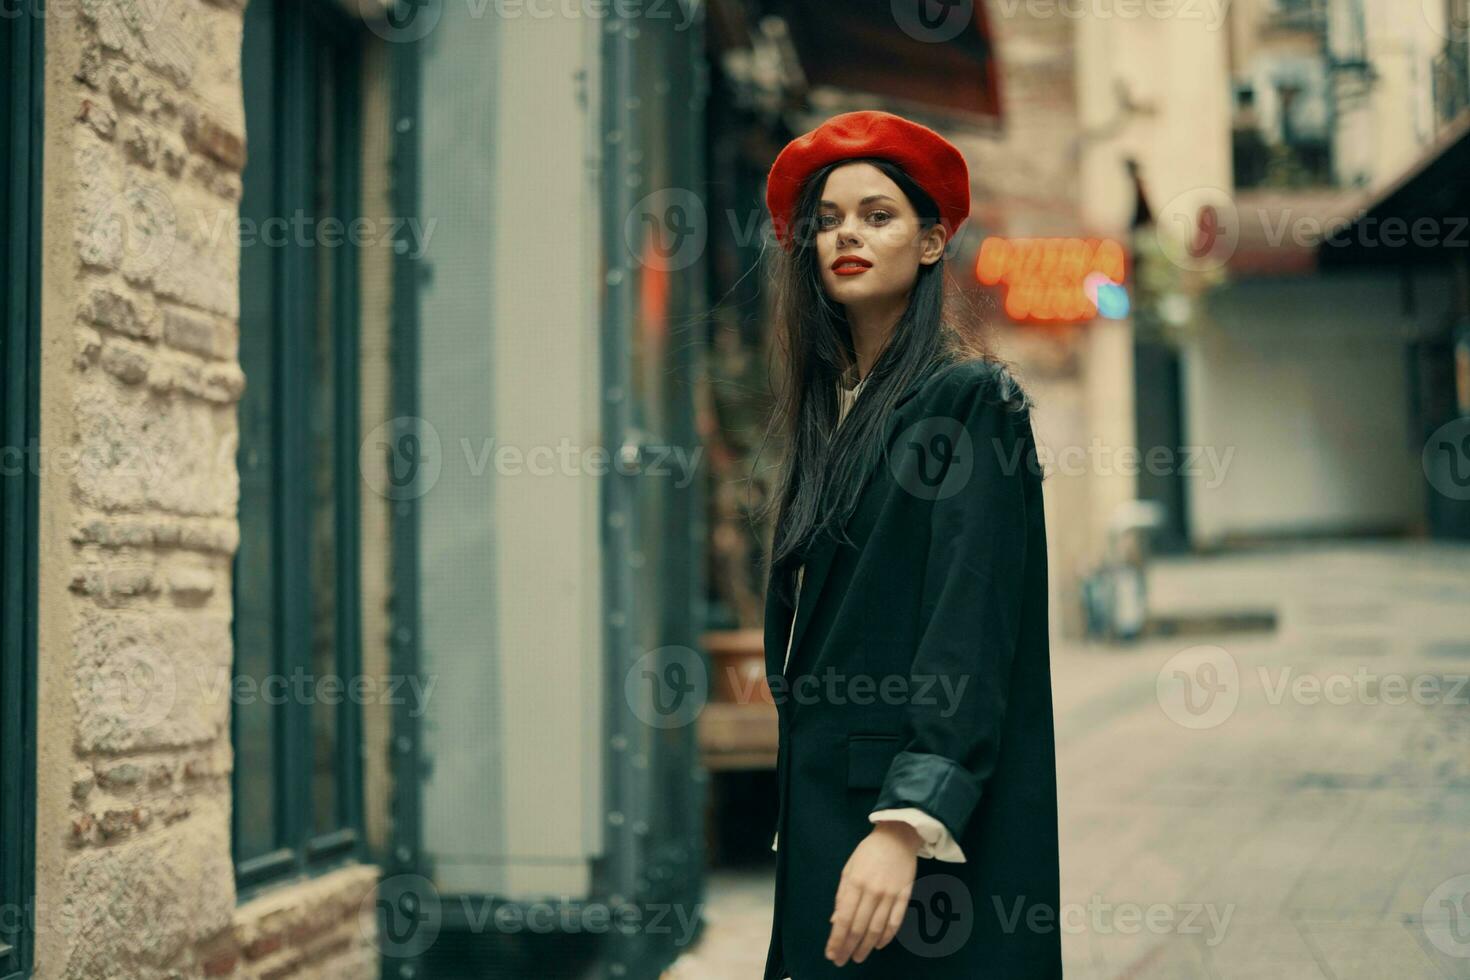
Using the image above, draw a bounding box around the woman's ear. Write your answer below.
[918,223,948,266]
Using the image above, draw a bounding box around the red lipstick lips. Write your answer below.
[831,254,872,276]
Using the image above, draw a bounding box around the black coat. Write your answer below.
[762,357,1062,979]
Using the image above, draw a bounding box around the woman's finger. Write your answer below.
[825,876,860,961]
[878,883,912,949]
[850,894,893,963]
[832,884,881,965]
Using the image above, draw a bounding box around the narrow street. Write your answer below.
[667,542,1470,979]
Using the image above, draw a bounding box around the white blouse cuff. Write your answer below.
[868,807,967,863]
[772,812,967,861]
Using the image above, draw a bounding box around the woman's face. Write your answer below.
[813,162,947,310]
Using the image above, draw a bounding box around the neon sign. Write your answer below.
[974,237,1129,323]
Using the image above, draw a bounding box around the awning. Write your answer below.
[1318,113,1470,270]
[708,0,1003,126]
[1223,189,1369,279]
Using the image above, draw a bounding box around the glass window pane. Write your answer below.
[310,42,342,838]
[233,0,281,865]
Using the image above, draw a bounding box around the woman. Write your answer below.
[757,111,1061,979]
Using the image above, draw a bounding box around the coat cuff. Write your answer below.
[869,807,967,862]
[872,750,982,843]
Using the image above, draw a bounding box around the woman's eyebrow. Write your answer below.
[818,194,899,208]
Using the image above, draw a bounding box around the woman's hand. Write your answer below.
[824,821,921,966]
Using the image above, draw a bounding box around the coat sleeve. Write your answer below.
[869,369,1032,845]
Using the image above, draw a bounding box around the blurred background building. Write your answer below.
[2,0,1468,978]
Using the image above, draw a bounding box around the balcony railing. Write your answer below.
[1265,0,1328,34]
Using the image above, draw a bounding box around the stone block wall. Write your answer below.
[34,1,382,976]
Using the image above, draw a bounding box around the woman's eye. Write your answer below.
[818,214,839,230]
[867,211,892,225]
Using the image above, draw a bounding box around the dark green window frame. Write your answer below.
[233,0,366,898]
[1,7,41,979]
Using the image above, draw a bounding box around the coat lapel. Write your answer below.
[763,557,796,680]
[774,363,940,678]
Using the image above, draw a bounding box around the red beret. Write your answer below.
[766,110,971,251]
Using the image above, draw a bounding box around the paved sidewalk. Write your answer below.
[666,541,1470,979]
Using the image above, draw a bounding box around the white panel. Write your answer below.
[1185,274,1452,545]
[418,7,602,899]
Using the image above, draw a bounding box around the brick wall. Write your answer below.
[35,0,381,976]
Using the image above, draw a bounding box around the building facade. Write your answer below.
[28,0,381,976]
[8,0,708,977]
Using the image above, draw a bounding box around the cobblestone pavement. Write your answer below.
[664,542,1470,979]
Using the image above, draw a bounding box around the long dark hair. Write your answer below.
[757,156,1021,604]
